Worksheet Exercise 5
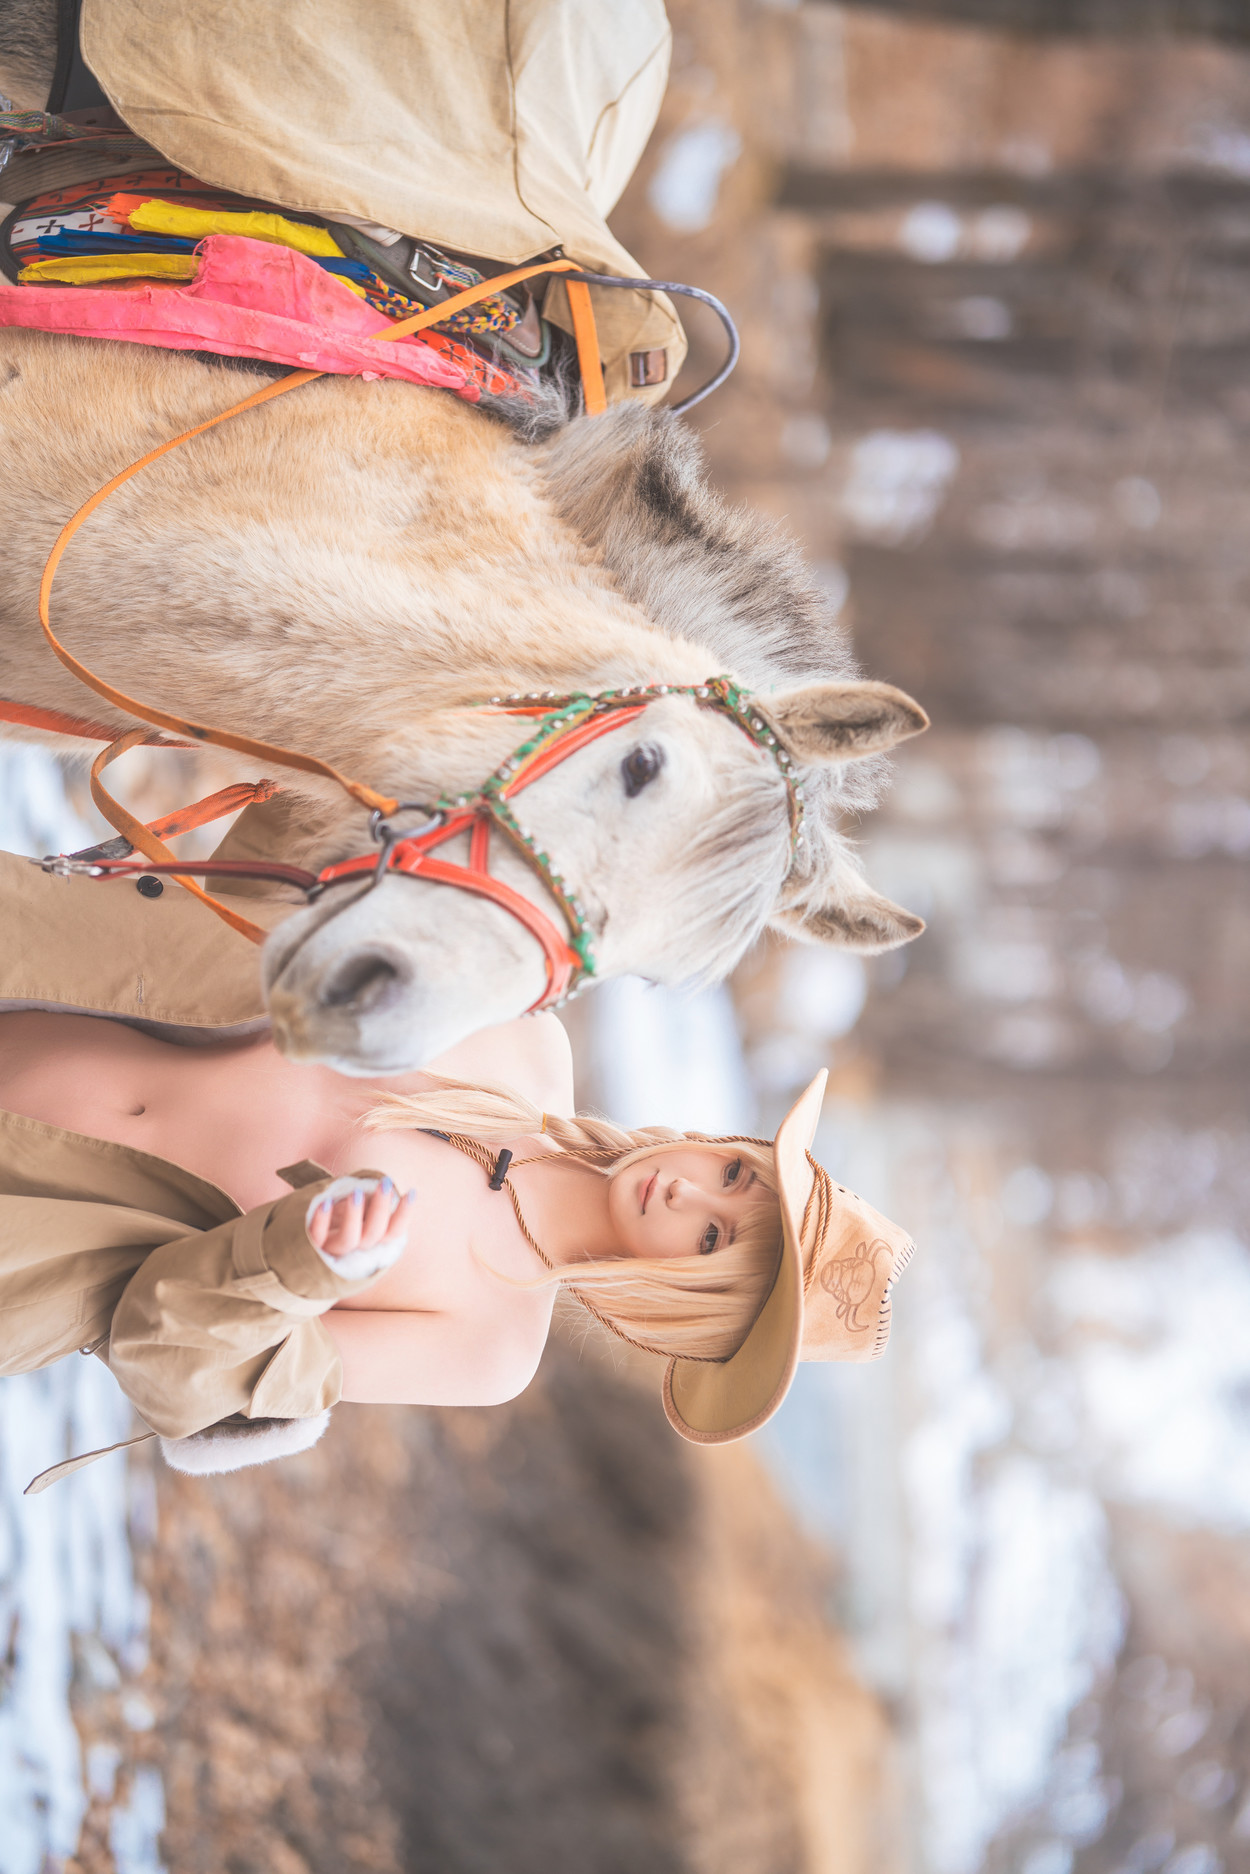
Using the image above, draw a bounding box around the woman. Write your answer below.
[0,993,914,1487]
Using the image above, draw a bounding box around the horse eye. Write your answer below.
[622,744,664,798]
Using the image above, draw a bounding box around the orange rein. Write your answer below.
[15,257,607,943]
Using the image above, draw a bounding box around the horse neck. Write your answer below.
[9,335,717,758]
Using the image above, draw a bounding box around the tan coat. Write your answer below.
[0,847,368,1445]
[80,0,685,404]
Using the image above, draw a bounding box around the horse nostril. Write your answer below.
[318,950,409,1015]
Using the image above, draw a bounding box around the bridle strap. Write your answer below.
[87,728,276,941]
[502,702,648,791]
[311,703,651,1005]
[390,850,577,1004]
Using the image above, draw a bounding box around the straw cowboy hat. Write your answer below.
[662,1071,915,1446]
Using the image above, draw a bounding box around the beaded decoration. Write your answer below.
[423,676,805,992]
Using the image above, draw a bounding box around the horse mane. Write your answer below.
[647,754,793,987]
[535,404,855,685]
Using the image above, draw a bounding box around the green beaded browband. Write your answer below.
[419,676,805,988]
[468,676,803,844]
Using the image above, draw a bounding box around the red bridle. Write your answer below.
[43,696,654,1013]
[310,701,649,1009]
[40,677,801,1013]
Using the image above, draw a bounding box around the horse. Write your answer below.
[1,6,927,1076]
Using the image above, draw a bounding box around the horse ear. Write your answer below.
[768,681,929,763]
[772,886,925,953]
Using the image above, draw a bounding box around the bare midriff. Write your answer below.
[0,1008,577,1404]
[0,1009,365,1212]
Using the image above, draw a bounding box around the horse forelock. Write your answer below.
[647,754,793,986]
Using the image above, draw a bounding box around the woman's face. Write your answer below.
[605,1147,765,1262]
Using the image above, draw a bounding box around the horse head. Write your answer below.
[261,676,927,1075]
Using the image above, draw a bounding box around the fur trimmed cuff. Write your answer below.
[305,1176,407,1281]
[159,1411,331,1476]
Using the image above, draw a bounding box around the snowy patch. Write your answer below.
[0,1364,159,1874]
[899,203,1031,265]
[647,122,743,233]
[1049,1231,1250,1531]
[841,430,959,547]
[0,758,163,1871]
[586,977,755,1133]
[1187,125,1250,179]
[901,203,963,264]
[903,1264,1125,1874]
[0,746,96,860]
[110,1764,166,1874]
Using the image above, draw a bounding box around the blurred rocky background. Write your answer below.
[3,2,1250,1870]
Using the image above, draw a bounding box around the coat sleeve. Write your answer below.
[106,1174,395,1439]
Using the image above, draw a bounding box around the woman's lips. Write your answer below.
[641,1171,657,1214]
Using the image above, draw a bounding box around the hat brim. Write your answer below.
[662,1071,826,1446]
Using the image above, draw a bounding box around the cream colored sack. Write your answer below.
[81,0,686,401]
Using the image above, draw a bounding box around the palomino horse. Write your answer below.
[1,8,927,1075]
[0,330,926,1070]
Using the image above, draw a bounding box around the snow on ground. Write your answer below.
[646,121,742,233]
[1049,1230,1250,1532]
[0,1366,153,1873]
[894,1233,1125,1874]
[0,749,164,1874]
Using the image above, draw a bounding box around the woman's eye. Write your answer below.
[700,1223,721,1256]
[622,744,664,798]
[723,1158,742,1187]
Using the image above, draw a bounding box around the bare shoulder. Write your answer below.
[425,1014,574,1114]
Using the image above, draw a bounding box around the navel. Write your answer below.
[128,1103,146,1117]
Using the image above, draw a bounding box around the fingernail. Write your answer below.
[317,1198,332,1218]
[352,1188,364,1206]
[380,1177,393,1197]
[405,1189,417,1205]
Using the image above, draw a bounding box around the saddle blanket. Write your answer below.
[0,231,482,393]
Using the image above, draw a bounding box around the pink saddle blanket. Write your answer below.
[0,233,478,395]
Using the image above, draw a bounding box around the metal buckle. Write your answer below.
[407,245,447,298]
[34,854,103,877]
[366,802,446,890]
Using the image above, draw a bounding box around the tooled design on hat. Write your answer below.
[817,1239,888,1335]
[799,1151,914,1355]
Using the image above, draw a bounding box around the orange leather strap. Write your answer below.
[140,776,280,845]
[0,696,188,745]
[88,730,273,941]
[563,279,607,415]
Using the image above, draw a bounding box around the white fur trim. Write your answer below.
[305,1176,406,1280]
[159,1411,331,1476]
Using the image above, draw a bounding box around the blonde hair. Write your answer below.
[363,1074,782,1362]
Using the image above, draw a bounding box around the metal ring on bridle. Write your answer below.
[367,802,445,845]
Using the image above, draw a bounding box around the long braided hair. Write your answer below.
[362,1074,783,1362]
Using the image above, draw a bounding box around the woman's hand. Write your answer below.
[307,1178,415,1261]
